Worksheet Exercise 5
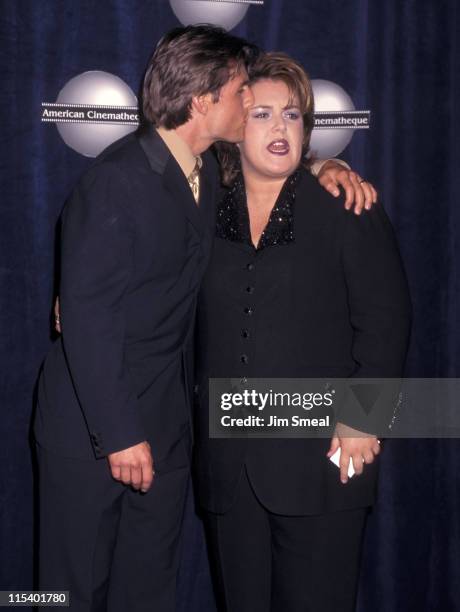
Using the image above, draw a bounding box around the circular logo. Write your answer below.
[169,0,250,31]
[310,79,368,159]
[52,71,138,157]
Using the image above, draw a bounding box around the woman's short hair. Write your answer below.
[142,24,258,129]
[216,52,315,186]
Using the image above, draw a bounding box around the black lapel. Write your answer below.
[137,126,204,237]
[198,150,218,232]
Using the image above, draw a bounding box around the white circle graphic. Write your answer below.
[56,71,138,157]
[310,79,356,159]
[169,0,249,31]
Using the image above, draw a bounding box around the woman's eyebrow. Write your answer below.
[250,104,300,110]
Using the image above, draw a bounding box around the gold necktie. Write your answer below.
[188,158,202,205]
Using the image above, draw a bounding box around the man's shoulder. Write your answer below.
[76,131,153,192]
[94,131,146,171]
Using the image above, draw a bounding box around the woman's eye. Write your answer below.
[253,112,270,119]
[285,112,300,120]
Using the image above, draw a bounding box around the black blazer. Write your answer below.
[35,128,217,469]
[194,168,412,515]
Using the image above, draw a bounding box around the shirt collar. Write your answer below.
[156,126,202,179]
[216,170,300,251]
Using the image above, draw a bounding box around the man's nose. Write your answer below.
[243,86,254,109]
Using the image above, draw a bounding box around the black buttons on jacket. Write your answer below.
[240,377,248,385]
[242,262,254,374]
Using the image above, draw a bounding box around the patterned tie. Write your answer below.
[188,157,202,205]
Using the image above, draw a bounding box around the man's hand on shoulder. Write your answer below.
[108,441,154,493]
[316,160,378,215]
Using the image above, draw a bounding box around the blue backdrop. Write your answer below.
[1,1,459,610]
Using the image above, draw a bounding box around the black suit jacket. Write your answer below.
[194,168,412,515]
[35,128,217,468]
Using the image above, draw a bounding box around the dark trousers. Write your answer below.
[37,443,189,612]
[205,468,368,612]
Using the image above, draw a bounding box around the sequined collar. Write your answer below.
[216,170,300,250]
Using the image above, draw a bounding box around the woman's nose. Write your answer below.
[272,115,287,132]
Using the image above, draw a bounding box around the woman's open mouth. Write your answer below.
[267,139,290,156]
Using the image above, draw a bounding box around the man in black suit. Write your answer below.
[35,25,377,612]
[34,25,258,612]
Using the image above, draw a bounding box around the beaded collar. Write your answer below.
[216,170,300,250]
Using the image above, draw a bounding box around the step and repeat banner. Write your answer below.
[2,2,458,611]
[40,0,371,159]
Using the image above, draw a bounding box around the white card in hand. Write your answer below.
[329,447,355,478]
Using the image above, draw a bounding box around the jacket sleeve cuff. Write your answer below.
[309,158,351,177]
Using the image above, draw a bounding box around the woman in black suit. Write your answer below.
[194,52,411,611]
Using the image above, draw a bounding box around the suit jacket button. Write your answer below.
[244,307,253,315]
[246,263,254,271]
[241,329,250,339]
[241,355,248,364]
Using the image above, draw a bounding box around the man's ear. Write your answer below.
[192,93,211,116]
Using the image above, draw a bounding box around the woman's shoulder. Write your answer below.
[295,165,347,215]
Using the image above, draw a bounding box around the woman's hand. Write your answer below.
[317,161,378,214]
[327,421,381,484]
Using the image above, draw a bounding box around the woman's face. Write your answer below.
[240,78,304,181]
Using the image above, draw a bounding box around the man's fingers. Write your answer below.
[130,465,142,490]
[120,465,132,486]
[361,181,376,209]
[339,175,355,210]
[346,172,364,214]
[107,441,154,492]
[321,177,340,198]
[370,183,378,204]
[140,461,154,493]
[355,179,378,210]
[111,464,121,481]
[317,163,378,212]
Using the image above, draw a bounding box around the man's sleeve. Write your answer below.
[60,161,146,458]
[336,202,412,433]
[309,158,351,177]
